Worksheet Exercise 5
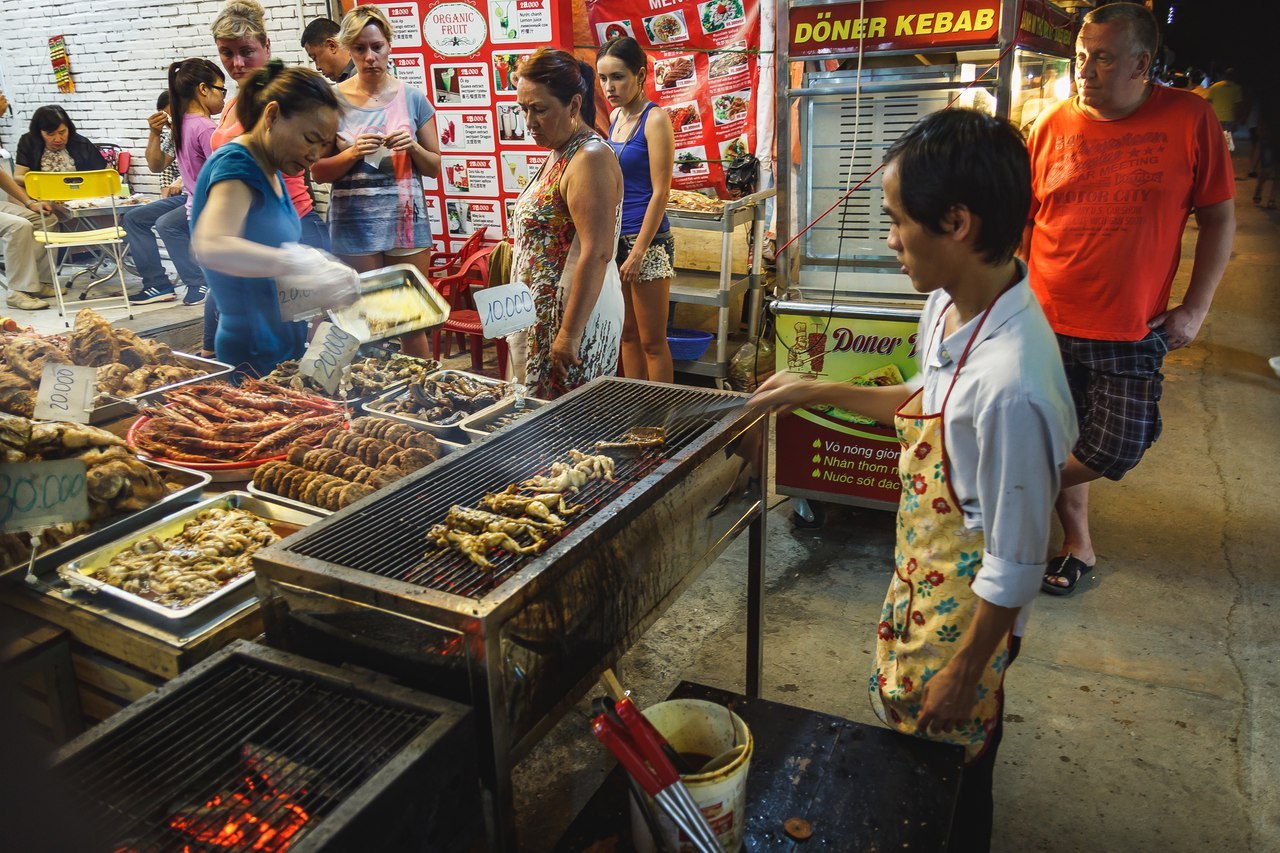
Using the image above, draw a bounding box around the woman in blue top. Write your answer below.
[191,61,356,378]
[597,37,676,382]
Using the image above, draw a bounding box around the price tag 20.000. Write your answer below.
[473,282,537,339]
[299,321,361,395]
[277,280,336,322]
[0,458,91,533]
[33,363,97,424]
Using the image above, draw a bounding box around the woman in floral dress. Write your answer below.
[508,49,623,398]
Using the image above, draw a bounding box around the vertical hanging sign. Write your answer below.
[48,35,74,94]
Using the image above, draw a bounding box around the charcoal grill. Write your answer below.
[252,377,769,848]
[51,639,478,852]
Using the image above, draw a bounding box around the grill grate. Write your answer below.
[60,659,438,852]
[286,380,741,599]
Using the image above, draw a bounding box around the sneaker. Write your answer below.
[182,283,207,306]
[6,292,49,310]
[35,282,60,298]
[133,285,177,304]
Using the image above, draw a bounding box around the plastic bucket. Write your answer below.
[630,699,753,853]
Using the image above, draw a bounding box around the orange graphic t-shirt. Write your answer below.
[1026,85,1234,341]
[210,97,314,218]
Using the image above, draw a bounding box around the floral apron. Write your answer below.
[869,298,1013,763]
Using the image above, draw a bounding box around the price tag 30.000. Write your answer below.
[33,363,97,424]
[0,458,91,533]
[299,321,361,395]
[473,282,537,339]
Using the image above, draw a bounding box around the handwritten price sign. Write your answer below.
[299,321,360,395]
[33,363,97,424]
[0,459,91,533]
[473,282,537,339]
[277,282,334,322]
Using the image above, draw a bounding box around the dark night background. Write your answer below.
[1154,0,1274,84]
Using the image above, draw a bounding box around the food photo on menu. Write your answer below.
[497,103,527,143]
[674,146,710,177]
[663,101,702,135]
[446,200,473,236]
[654,54,696,91]
[643,10,688,45]
[595,19,634,42]
[492,52,526,94]
[721,136,749,162]
[698,0,746,34]
[433,66,463,104]
[708,43,750,79]
[713,88,751,125]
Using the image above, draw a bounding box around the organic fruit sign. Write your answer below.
[585,0,761,196]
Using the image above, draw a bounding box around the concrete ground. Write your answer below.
[514,171,1280,850]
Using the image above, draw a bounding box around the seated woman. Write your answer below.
[190,61,356,378]
[14,105,107,182]
[508,49,624,398]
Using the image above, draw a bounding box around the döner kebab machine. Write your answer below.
[771,0,1074,519]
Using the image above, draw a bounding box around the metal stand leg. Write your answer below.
[745,432,768,698]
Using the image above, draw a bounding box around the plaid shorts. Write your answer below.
[1058,328,1168,481]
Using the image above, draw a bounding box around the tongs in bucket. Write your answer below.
[591,697,723,853]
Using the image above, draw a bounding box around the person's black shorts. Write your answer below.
[1058,328,1168,481]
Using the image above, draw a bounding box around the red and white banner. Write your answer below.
[585,0,761,196]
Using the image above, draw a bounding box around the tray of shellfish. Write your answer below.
[362,370,516,438]
[261,348,440,409]
[246,415,462,514]
[0,307,233,425]
[0,415,213,578]
[57,492,323,620]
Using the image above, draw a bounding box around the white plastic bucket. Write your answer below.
[630,699,753,853]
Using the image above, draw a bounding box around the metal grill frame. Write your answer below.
[51,640,479,853]
[252,377,769,850]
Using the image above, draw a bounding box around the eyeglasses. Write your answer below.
[209,84,228,93]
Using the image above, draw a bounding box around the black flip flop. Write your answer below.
[1042,554,1092,596]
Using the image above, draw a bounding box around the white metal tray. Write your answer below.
[90,351,235,424]
[362,369,512,437]
[327,264,451,344]
[458,395,546,441]
[57,492,323,620]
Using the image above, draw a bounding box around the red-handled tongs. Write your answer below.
[591,697,723,852]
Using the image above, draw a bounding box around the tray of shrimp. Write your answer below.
[126,378,347,481]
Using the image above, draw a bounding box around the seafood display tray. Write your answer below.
[17,460,211,580]
[58,491,323,621]
[90,352,235,424]
[244,435,464,515]
[327,263,452,345]
[362,369,513,438]
[459,396,547,441]
[125,414,288,483]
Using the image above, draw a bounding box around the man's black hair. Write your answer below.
[301,17,340,48]
[156,90,170,111]
[883,108,1031,265]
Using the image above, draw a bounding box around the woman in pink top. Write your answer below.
[211,0,328,250]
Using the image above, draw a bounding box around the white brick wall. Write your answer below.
[0,0,330,196]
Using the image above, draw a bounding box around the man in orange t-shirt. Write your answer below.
[1025,2,1235,595]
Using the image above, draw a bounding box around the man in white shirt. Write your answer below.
[751,108,1077,851]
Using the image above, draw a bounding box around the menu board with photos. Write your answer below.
[585,0,761,196]
[371,0,577,254]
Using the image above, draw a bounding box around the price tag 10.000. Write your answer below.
[277,280,336,322]
[473,282,537,340]
[33,363,97,424]
[0,458,90,533]
[299,321,361,395]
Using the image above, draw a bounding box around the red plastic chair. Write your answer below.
[428,230,485,279]
[430,245,509,378]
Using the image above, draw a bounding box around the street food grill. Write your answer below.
[253,377,768,848]
[667,189,727,215]
[130,379,344,465]
[263,351,440,400]
[52,641,480,853]
[251,417,445,512]
[0,309,224,419]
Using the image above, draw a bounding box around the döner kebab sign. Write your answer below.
[789,0,1073,59]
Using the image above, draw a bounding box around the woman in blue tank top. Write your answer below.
[597,37,676,382]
